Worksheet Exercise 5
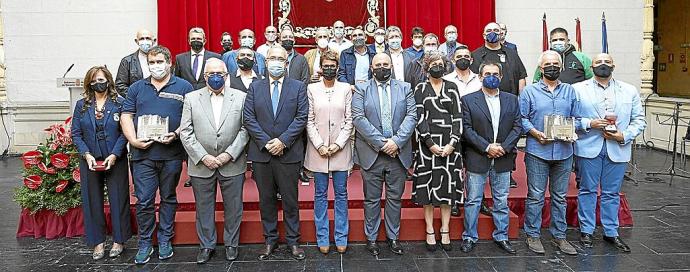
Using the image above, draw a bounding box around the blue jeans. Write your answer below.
[313,171,349,247]
[577,143,626,237]
[523,153,573,239]
[463,166,510,242]
[132,159,182,248]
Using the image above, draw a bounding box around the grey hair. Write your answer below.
[386,26,402,37]
[188,27,205,38]
[422,50,446,72]
[537,50,563,67]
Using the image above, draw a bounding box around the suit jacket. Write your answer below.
[71,97,128,158]
[287,52,310,85]
[572,78,646,162]
[243,77,308,163]
[386,49,423,89]
[229,70,263,93]
[174,50,222,90]
[180,87,249,178]
[337,45,376,85]
[304,81,354,172]
[352,79,417,170]
[115,51,144,96]
[460,90,522,173]
[304,48,321,78]
[409,54,454,88]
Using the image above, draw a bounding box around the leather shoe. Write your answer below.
[603,236,631,253]
[196,248,214,264]
[318,246,330,254]
[451,204,461,217]
[460,239,475,253]
[494,240,517,254]
[336,246,347,254]
[480,201,492,216]
[388,239,404,255]
[580,233,594,248]
[257,243,277,260]
[366,240,380,256]
[225,246,238,261]
[290,245,306,260]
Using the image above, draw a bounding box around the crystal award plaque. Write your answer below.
[137,115,169,141]
[543,114,577,141]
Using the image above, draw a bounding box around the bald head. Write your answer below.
[593,53,614,65]
[204,58,227,74]
[592,53,615,78]
[204,58,228,92]
[371,53,392,68]
[136,29,154,40]
[239,29,255,38]
[484,22,500,33]
[135,29,156,51]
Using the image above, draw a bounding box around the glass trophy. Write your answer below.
[603,95,618,132]
[137,115,169,141]
[544,114,577,141]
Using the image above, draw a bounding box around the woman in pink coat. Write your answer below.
[304,50,353,255]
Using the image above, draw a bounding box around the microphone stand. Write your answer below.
[647,102,690,186]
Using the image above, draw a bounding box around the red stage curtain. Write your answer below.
[157,0,495,58]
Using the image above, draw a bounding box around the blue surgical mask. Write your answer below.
[551,41,566,53]
[482,75,500,89]
[267,60,285,77]
[207,74,225,90]
[485,32,500,43]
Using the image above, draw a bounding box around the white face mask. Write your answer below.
[240,37,255,48]
[317,38,329,49]
[138,40,153,53]
[149,63,168,80]
[413,38,423,47]
[388,38,402,50]
[374,35,385,44]
[446,33,457,43]
[334,29,345,38]
[265,33,277,42]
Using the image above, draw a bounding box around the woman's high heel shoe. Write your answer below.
[425,232,437,252]
[440,231,452,251]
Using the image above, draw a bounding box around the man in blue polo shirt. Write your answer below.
[120,45,194,265]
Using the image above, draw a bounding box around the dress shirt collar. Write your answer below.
[191,49,205,56]
[208,88,224,96]
[269,76,284,86]
[236,69,257,79]
[451,70,478,83]
[482,89,500,98]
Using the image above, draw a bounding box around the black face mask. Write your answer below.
[373,67,392,82]
[281,40,295,50]
[190,40,204,52]
[455,58,471,70]
[237,58,255,71]
[593,64,613,78]
[222,42,233,51]
[428,65,445,79]
[542,66,561,81]
[322,67,337,80]
[92,82,108,93]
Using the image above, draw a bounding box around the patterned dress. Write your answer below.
[412,80,464,206]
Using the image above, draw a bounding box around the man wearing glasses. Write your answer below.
[243,46,309,260]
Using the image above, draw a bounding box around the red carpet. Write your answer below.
[116,151,632,245]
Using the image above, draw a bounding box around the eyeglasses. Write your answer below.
[205,72,228,77]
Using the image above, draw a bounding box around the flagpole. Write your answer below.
[601,12,608,53]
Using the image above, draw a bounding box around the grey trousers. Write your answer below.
[361,155,407,241]
[191,171,245,249]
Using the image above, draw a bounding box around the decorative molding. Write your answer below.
[640,0,654,96]
[274,0,384,39]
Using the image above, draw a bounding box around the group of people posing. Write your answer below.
[71,20,645,265]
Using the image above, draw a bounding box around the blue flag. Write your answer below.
[601,12,608,53]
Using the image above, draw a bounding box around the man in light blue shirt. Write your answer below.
[519,51,578,255]
[573,53,646,253]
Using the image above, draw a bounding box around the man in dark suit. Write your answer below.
[243,46,308,260]
[115,29,156,96]
[228,47,263,93]
[384,26,422,89]
[173,27,222,90]
[459,61,522,255]
[278,28,309,84]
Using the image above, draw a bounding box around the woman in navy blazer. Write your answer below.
[71,66,131,260]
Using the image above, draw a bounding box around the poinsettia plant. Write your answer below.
[14,117,82,215]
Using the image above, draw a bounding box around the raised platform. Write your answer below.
[117,152,632,245]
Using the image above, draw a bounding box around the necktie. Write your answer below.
[192,54,200,79]
[272,81,280,117]
[380,83,393,138]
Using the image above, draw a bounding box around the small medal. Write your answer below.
[113,113,120,121]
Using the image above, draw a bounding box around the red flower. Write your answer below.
[50,153,70,169]
[23,175,43,190]
[55,180,69,193]
[38,162,56,174]
[72,168,81,183]
[21,150,42,165]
